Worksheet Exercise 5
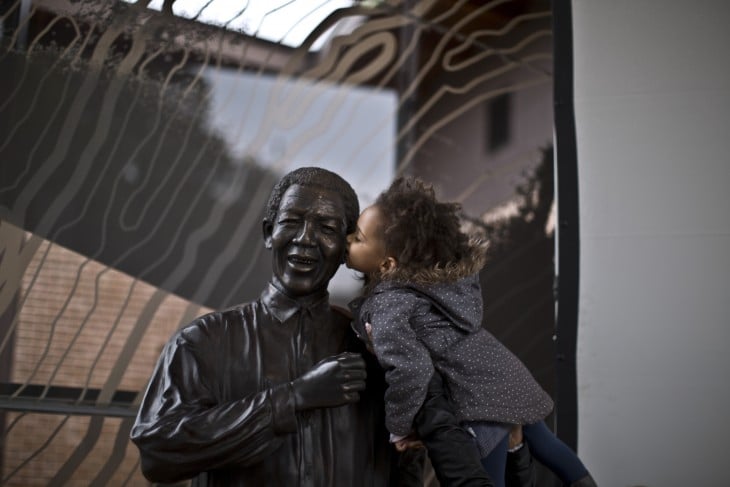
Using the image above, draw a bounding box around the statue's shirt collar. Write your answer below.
[261,282,330,322]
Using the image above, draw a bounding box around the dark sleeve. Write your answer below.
[130,318,296,483]
[413,373,495,487]
[391,447,427,487]
[506,442,537,487]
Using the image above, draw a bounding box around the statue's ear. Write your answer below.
[262,219,273,249]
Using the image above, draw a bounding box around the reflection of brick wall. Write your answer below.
[3,238,209,486]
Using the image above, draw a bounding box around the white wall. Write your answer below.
[571,1,730,486]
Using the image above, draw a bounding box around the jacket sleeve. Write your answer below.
[130,317,296,483]
[366,292,435,437]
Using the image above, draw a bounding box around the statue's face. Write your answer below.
[264,184,348,298]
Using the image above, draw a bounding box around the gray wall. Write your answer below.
[571,1,730,485]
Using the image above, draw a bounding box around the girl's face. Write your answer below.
[345,205,391,275]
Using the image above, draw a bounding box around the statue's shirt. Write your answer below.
[131,284,391,487]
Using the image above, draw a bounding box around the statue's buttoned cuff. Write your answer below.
[270,382,297,433]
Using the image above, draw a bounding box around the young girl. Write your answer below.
[346,177,596,487]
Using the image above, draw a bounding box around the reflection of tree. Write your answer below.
[472,144,560,486]
[0,9,280,309]
[480,146,554,261]
[470,145,555,391]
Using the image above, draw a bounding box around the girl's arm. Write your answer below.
[367,291,435,437]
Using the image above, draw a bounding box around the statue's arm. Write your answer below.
[130,325,296,483]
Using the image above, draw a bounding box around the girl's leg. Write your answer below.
[521,421,589,483]
[414,373,495,487]
[479,434,508,487]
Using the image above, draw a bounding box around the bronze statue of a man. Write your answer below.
[131,167,393,486]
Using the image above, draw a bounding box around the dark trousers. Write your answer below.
[522,421,589,484]
[479,434,508,487]
[412,373,495,487]
[481,420,590,487]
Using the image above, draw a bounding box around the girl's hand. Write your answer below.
[508,424,524,450]
[393,434,424,452]
[365,322,375,354]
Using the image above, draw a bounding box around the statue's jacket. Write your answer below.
[131,284,392,486]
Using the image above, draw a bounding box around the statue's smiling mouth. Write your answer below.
[288,254,318,269]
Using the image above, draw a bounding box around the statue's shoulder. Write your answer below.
[330,304,353,322]
[177,301,259,344]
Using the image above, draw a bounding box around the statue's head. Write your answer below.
[263,167,359,298]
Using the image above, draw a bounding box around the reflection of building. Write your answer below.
[400,9,553,219]
[0,1,556,485]
[2,222,210,485]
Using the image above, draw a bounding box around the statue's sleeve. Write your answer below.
[130,316,296,483]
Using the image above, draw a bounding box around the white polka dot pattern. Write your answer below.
[356,274,553,436]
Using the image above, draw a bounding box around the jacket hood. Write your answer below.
[411,273,484,333]
[371,236,487,334]
[370,273,484,333]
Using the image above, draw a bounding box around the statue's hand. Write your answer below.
[291,352,367,411]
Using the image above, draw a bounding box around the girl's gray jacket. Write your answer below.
[350,272,554,437]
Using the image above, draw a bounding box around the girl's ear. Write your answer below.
[379,256,397,273]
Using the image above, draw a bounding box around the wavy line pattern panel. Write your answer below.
[0,0,555,484]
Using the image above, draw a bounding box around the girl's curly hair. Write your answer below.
[375,177,475,277]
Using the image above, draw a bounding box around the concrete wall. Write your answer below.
[571,1,730,485]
